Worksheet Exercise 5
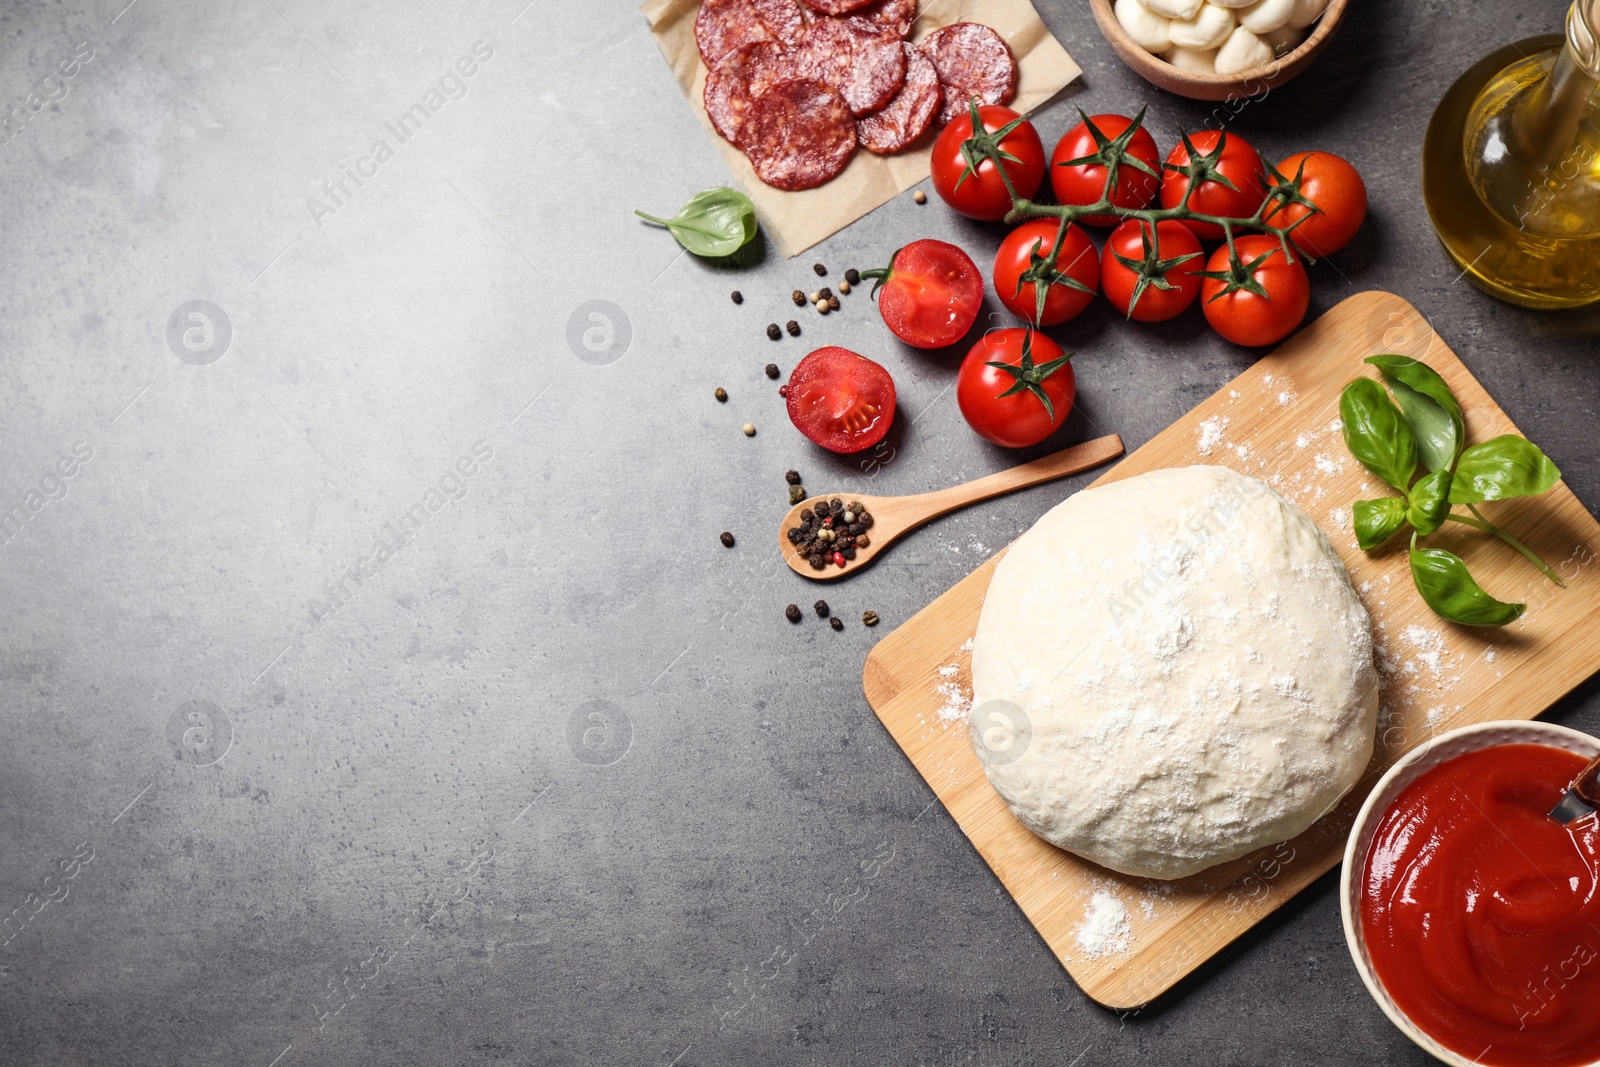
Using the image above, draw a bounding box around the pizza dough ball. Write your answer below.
[970,466,1379,880]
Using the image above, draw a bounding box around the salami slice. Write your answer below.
[695,0,776,66]
[857,44,940,154]
[704,41,789,147]
[921,22,1017,127]
[853,0,915,38]
[743,79,857,190]
[750,0,809,42]
[788,16,907,116]
[800,0,877,13]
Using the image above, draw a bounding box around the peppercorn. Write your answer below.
[830,498,843,511]
[792,289,805,306]
[778,385,787,397]
[786,320,800,337]
[913,190,927,204]
[819,287,833,300]
[766,323,780,340]
[785,603,802,622]
[828,297,840,311]
[829,616,844,631]
[845,268,860,285]
[764,363,779,379]
[742,423,756,436]
[786,527,801,543]
[788,485,806,504]
[785,470,802,485]
[720,531,734,547]
[800,507,813,520]
[813,263,827,276]
[842,510,856,523]
[731,290,743,304]
[862,610,879,626]
[814,600,829,618]
[818,302,830,316]
[809,555,826,570]
[858,511,873,528]
[831,550,846,567]
[855,535,869,548]
[838,280,851,295]
[842,546,857,560]
[714,387,727,402]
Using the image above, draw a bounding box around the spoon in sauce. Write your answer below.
[777,434,1123,581]
[1549,751,1600,824]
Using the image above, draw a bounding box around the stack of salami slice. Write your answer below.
[696,0,1019,190]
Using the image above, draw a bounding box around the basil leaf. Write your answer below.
[1339,378,1417,491]
[1365,355,1465,472]
[1409,547,1526,626]
[1406,469,1452,535]
[1448,434,1562,503]
[635,187,758,257]
[1353,498,1408,550]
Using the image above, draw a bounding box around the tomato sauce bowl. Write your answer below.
[1342,720,1600,1067]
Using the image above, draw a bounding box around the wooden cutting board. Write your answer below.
[862,290,1600,1009]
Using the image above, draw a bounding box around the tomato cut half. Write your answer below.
[785,346,898,454]
[863,239,984,348]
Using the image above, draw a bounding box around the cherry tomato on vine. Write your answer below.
[1197,235,1310,347]
[1264,151,1368,258]
[785,346,897,454]
[1159,130,1268,241]
[1049,111,1161,227]
[992,220,1099,326]
[861,239,984,348]
[1100,219,1204,322]
[930,105,1046,221]
[956,328,1076,448]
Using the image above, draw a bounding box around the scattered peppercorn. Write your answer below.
[913,189,927,204]
[818,302,830,316]
[785,470,802,485]
[785,603,802,622]
[778,384,788,397]
[845,268,860,285]
[714,387,727,402]
[764,363,779,379]
[813,263,827,276]
[828,296,840,311]
[720,531,735,547]
[809,290,822,303]
[838,280,851,295]
[742,422,756,436]
[792,289,806,306]
[829,616,844,631]
[862,610,880,627]
[788,484,806,504]
[785,320,800,337]
[766,323,780,340]
[731,290,743,304]
[819,287,833,300]
[814,600,829,618]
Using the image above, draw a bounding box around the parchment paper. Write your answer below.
[641,0,1082,257]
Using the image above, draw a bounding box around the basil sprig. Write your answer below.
[1340,355,1564,626]
[635,186,758,257]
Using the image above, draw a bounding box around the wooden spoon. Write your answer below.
[778,434,1124,581]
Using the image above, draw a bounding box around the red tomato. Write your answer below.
[1198,235,1310,346]
[1050,112,1161,227]
[992,220,1099,326]
[1100,220,1204,322]
[956,328,1075,448]
[1264,151,1368,258]
[785,346,897,453]
[862,239,984,348]
[1159,130,1268,241]
[930,105,1045,221]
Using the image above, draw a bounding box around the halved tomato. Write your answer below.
[863,239,984,348]
[785,346,897,453]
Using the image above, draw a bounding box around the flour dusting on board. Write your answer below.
[1076,891,1134,958]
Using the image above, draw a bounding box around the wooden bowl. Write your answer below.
[1088,0,1349,102]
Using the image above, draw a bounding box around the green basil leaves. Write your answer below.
[636,186,758,257]
[1339,355,1564,626]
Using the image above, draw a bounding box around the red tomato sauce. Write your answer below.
[1360,743,1600,1067]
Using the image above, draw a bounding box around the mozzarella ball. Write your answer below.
[1139,0,1204,21]
[1214,25,1275,73]
[1266,24,1306,54]
[1287,0,1329,30]
[1162,45,1219,72]
[1206,0,1257,7]
[1238,0,1295,33]
[1117,0,1173,51]
[1168,3,1235,50]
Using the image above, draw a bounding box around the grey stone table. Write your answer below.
[2,1,1596,1064]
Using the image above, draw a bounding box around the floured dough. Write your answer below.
[970,465,1379,880]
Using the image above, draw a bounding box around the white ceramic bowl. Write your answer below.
[1341,720,1600,1067]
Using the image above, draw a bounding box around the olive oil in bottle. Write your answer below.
[1422,0,1600,309]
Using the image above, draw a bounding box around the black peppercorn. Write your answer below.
[813,263,827,276]
[786,528,801,544]
[845,268,860,285]
[791,289,806,306]
[814,600,829,618]
[785,603,802,622]
[731,291,743,304]
[800,508,813,521]
[765,363,779,379]
[842,547,856,561]
[785,470,802,485]
[829,616,844,631]
[766,323,781,340]
[819,287,833,300]
[714,387,727,402]
[862,610,879,626]
[809,556,826,571]
[720,531,734,547]
[785,320,800,337]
